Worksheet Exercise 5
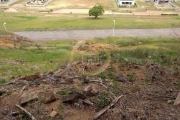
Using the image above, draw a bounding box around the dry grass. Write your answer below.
[48,0,117,9]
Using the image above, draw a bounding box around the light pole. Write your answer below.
[3,22,7,31]
[113,20,115,36]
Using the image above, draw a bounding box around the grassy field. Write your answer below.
[0,39,73,83]
[0,36,180,84]
[91,37,180,65]
[0,12,180,31]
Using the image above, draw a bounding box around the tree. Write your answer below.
[89,5,104,19]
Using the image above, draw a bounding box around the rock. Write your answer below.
[73,79,81,84]
[84,84,98,96]
[82,77,90,84]
[83,100,93,106]
[21,92,38,105]
[20,73,41,81]
[134,65,139,69]
[50,111,58,118]
[10,111,19,117]
[0,88,7,96]
[95,63,101,66]
[115,74,126,82]
[63,92,85,104]
[174,93,180,105]
[43,91,56,104]
[148,55,151,59]
[74,99,84,108]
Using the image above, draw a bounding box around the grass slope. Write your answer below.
[0,40,73,83]
[0,37,180,84]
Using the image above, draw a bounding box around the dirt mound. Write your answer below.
[0,60,180,120]
[77,41,117,52]
[0,34,33,48]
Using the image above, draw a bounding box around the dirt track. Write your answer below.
[14,28,180,41]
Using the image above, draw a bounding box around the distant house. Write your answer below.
[0,0,8,2]
[153,0,169,5]
[117,0,135,6]
[0,0,19,6]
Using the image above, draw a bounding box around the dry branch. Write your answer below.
[91,95,123,120]
[20,85,27,95]
[15,104,36,120]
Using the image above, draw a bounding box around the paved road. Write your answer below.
[14,28,180,41]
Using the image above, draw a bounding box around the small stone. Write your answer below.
[43,91,56,104]
[125,58,128,61]
[134,65,139,69]
[0,88,7,96]
[21,92,38,105]
[63,92,85,104]
[74,99,84,108]
[50,111,58,118]
[174,93,180,105]
[148,56,151,59]
[73,79,81,84]
[84,84,98,96]
[115,74,126,82]
[83,100,93,106]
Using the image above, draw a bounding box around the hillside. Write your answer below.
[0,35,180,120]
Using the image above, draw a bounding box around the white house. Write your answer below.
[117,0,135,6]
[0,0,19,6]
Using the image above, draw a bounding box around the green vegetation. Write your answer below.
[89,5,105,18]
[0,40,73,81]
[91,37,180,66]
[96,93,111,108]
[0,13,180,31]
[57,89,71,99]
[0,37,180,84]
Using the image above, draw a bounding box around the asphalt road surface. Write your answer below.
[14,28,180,41]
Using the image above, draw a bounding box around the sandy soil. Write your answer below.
[4,8,18,12]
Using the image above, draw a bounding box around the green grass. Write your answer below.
[0,37,180,83]
[0,13,180,31]
[0,40,73,81]
[0,30,14,35]
[91,37,180,65]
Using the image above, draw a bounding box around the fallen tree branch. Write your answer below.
[15,104,36,120]
[91,95,123,120]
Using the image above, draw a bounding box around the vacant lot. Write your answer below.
[11,0,117,10]
[49,0,117,9]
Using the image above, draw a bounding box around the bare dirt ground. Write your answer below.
[3,0,179,15]
[0,41,180,120]
[10,0,116,12]
[0,34,32,48]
